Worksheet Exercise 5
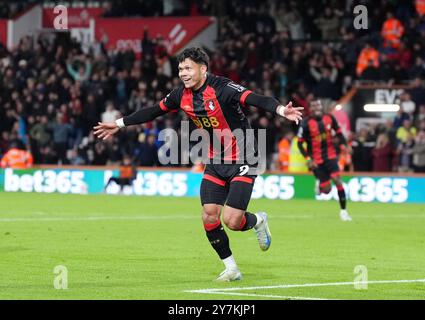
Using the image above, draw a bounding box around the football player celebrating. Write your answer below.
[94,47,303,281]
[297,100,352,221]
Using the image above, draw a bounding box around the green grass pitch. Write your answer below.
[0,192,424,300]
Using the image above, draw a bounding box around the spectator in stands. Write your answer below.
[372,134,394,172]
[276,131,293,171]
[309,56,339,100]
[29,115,51,162]
[419,119,425,134]
[133,134,159,167]
[68,148,86,166]
[0,2,10,18]
[226,61,241,83]
[378,53,396,81]
[416,0,425,17]
[0,132,10,158]
[409,57,425,79]
[409,78,425,108]
[397,133,415,172]
[393,107,411,130]
[356,42,379,77]
[0,2,27,19]
[209,52,227,76]
[39,146,57,164]
[314,7,340,40]
[279,3,305,40]
[417,105,425,126]
[396,119,417,143]
[288,135,309,173]
[412,129,425,172]
[49,112,73,165]
[381,11,404,49]
[256,116,276,169]
[83,94,101,135]
[352,128,374,171]
[101,102,121,123]
[394,42,413,71]
[66,54,92,82]
[381,118,397,147]
[399,91,416,118]
[0,140,33,169]
[93,142,108,165]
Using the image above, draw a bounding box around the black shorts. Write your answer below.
[108,177,133,186]
[200,163,257,211]
[313,159,340,188]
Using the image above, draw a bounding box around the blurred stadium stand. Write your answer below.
[0,0,424,173]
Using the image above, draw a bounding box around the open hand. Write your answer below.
[278,102,304,125]
[93,122,120,140]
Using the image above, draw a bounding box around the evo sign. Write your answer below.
[374,89,403,104]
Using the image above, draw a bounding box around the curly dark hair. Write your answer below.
[177,47,209,69]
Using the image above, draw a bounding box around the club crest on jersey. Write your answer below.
[208,100,215,111]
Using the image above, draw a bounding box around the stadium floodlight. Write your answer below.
[363,104,400,112]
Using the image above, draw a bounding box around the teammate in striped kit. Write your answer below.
[297,100,352,222]
[94,47,303,281]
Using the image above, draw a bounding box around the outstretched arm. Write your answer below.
[222,81,303,123]
[244,92,303,124]
[119,104,167,126]
[94,104,167,140]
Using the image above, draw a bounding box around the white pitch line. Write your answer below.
[353,215,425,219]
[187,278,425,294]
[190,291,332,300]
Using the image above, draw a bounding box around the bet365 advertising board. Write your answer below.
[0,168,424,203]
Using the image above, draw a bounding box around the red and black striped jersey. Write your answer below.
[297,114,343,164]
[159,74,256,162]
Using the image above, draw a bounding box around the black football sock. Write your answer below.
[240,212,258,231]
[337,185,347,210]
[205,223,232,259]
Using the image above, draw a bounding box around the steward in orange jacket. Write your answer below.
[0,142,33,169]
[416,0,425,17]
[277,134,293,172]
[381,12,404,49]
[356,44,379,76]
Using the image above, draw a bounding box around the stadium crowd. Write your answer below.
[0,0,425,172]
